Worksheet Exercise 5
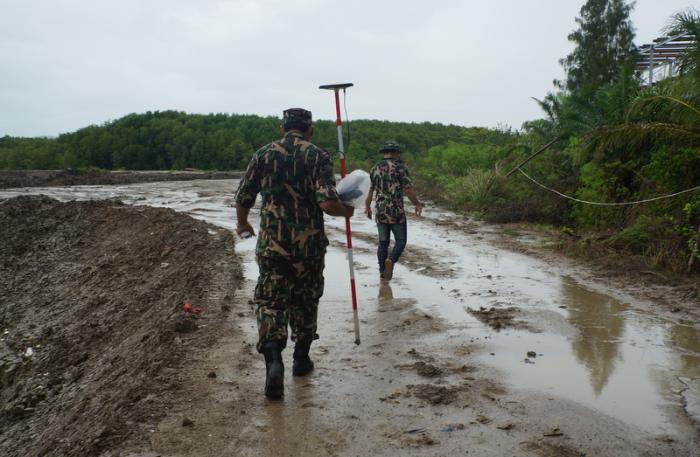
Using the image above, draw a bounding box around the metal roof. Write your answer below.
[636,33,696,83]
[637,33,695,70]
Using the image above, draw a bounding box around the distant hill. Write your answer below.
[0,111,509,171]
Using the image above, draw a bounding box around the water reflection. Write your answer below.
[262,401,305,456]
[561,277,629,396]
[668,323,700,379]
[378,281,394,303]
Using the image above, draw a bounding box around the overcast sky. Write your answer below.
[0,0,694,137]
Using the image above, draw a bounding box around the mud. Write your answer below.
[0,196,241,457]
[467,305,531,331]
[0,170,242,189]
[485,222,700,321]
[520,441,586,457]
[407,384,461,405]
[342,227,458,279]
[412,361,444,377]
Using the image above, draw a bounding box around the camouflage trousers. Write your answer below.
[254,255,325,353]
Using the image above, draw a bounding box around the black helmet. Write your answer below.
[380,140,401,153]
[283,108,312,130]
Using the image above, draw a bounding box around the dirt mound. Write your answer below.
[0,170,243,189]
[0,196,241,456]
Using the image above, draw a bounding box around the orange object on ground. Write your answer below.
[183,303,192,313]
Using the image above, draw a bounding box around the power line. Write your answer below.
[517,168,700,206]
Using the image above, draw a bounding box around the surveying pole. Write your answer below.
[319,82,360,345]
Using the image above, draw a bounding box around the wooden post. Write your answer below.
[688,225,700,273]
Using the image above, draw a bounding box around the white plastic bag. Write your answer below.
[337,169,371,208]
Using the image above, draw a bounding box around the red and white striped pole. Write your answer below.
[319,83,360,345]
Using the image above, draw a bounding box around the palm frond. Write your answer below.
[532,93,561,122]
[664,9,700,36]
[664,9,700,79]
[450,168,497,208]
[626,92,700,124]
[584,122,700,156]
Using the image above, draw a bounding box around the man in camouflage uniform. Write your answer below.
[364,141,422,280]
[235,108,354,399]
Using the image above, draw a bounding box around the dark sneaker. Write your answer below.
[383,259,394,280]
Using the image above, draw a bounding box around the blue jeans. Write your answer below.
[377,222,407,273]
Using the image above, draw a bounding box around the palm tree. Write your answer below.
[585,10,700,155]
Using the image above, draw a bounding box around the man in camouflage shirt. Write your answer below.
[364,141,422,280]
[235,108,354,399]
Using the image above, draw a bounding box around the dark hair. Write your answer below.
[283,121,312,132]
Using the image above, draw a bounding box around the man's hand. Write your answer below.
[236,221,256,238]
[405,187,422,218]
[364,206,372,219]
[320,199,355,218]
[236,205,255,238]
[344,204,355,218]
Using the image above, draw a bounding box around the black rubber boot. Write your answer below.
[262,341,284,399]
[292,340,314,377]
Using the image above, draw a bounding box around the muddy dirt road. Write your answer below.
[1,179,698,456]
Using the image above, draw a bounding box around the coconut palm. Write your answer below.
[585,10,700,155]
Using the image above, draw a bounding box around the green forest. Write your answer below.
[1,1,699,273]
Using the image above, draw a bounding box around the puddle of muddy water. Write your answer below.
[472,284,700,431]
[2,179,698,436]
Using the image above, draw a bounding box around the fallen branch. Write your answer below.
[505,137,561,178]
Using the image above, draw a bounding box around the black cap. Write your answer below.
[380,140,401,153]
[283,108,312,130]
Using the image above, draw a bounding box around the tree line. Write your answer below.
[1,0,699,272]
[0,112,481,172]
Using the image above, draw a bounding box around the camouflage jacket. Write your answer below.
[369,158,413,224]
[235,131,339,258]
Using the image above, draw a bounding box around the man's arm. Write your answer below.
[314,147,354,218]
[234,153,260,237]
[364,187,374,219]
[404,187,422,217]
[399,163,421,217]
[236,205,255,237]
[320,199,355,218]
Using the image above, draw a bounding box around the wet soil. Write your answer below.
[487,222,700,322]
[1,181,698,457]
[0,170,242,189]
[0,196,241,456]
[342,227,459,279]
[467,306,531,331]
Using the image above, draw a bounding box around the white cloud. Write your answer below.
[0,0,694,136]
